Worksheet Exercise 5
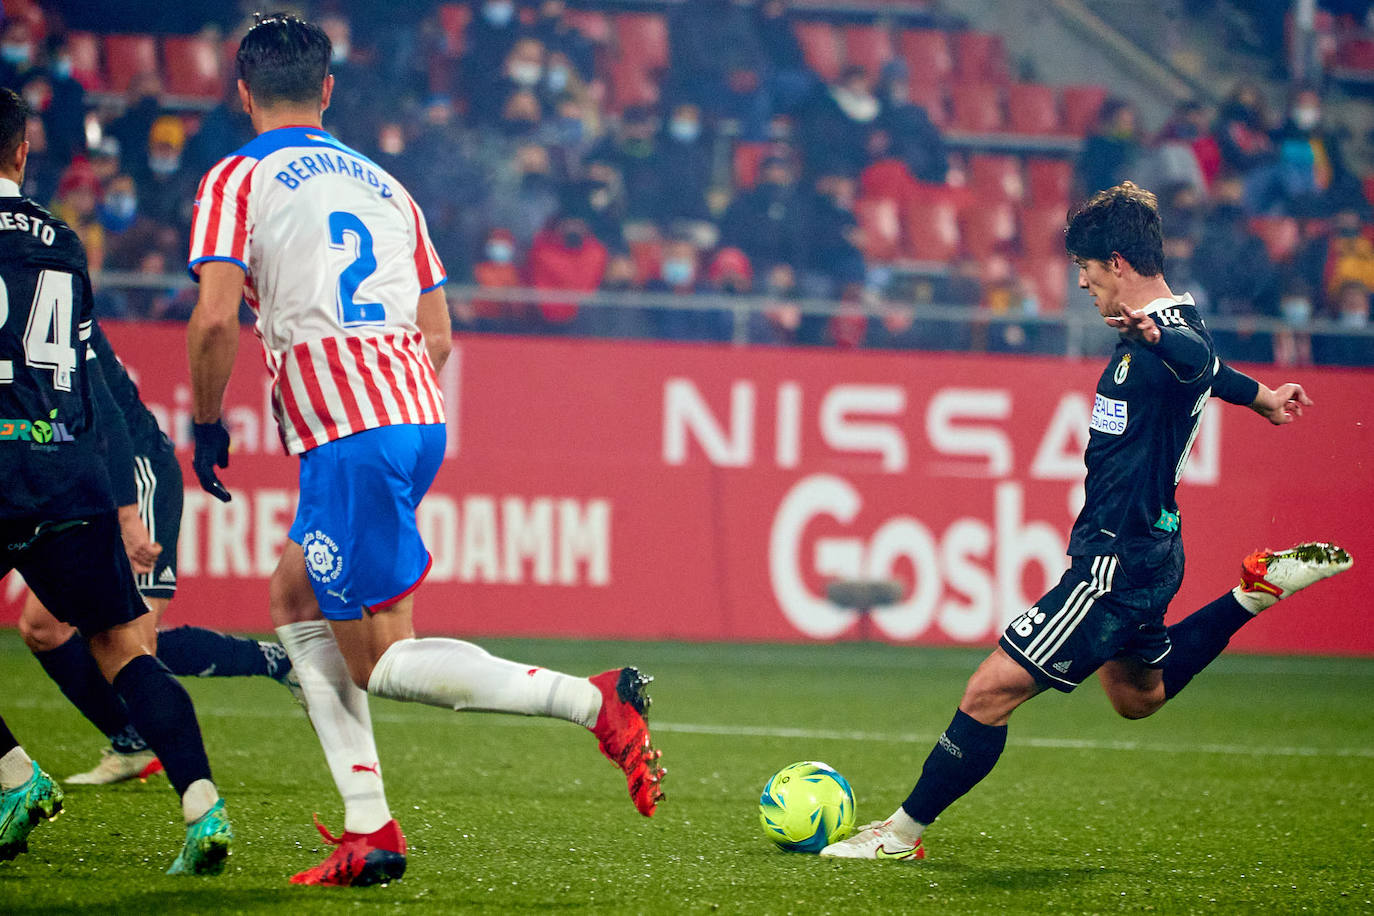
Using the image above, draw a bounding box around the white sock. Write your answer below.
[886,806,926,843]
[368,637,602,728]
[181,777,219,824]
[0,745,34,790]
[1232,584,1277,615]
[277,621,392,835]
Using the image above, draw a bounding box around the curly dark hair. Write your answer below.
[1064,181,1165,277]
[236,12,331,107]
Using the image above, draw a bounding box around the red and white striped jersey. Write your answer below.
[188,126,446,454]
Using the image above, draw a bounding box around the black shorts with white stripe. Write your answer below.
[999,543,1184,692]
[132,445,183,599]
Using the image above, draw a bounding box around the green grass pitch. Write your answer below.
[1,631,1371,913]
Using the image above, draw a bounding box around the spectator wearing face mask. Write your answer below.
[531,1,597,81]
[97,173,139,236]
[527,212,608,328]
[645,235,731,342]
[1272,86,1363,218]
[474,36,548,127]
[463,0,525,107]
[799,67,882,178]
[719,154,810,272]
[464,228,523,330]
[588,106,664,225]
[1312,280,1374,366]
[319,12,388,150]
[1273,276,1315,367]
[651,103,713,225]
[487,142,561,251]
[0,19,36,91]
[131,114,195,235]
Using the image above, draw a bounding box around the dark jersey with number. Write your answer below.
[0,191,113,519]
[1067,295,1217,575]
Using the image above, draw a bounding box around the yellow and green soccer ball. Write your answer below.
[758,761,856,853]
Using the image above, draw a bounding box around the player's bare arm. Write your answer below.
[187,260,245,424]
[416,286,452,373]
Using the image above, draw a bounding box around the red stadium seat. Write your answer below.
[1249,216,1301,264]
[436,3,471,56]
[904,79,948,127]
[733,141,772,190]
[960,198,1018,259]
[104,34,158,94]
[953,31,1009,84]
[950,83,1005,133]
[901,196,961,262]
[66,31,105,91]
[898,29,953,86]
[843,24,894,81]
[1006,83,1060,134]
[1061,85,1109,135]
[1018,255,1070,312]
[163,36,223,99]
[1020,202,1071,259]
[855,196,902,262]
[606,57,660,113]
[794,21,843,83]
[614,13,669,72]
[564,9,611,44]
[967,154,1024,204]
[1026,157,1074,205]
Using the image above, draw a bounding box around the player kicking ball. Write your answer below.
[0,88,230,875]
[186,15,663,887]
[821,182,1351,862]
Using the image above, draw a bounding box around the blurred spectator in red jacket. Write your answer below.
[528,214,608,327]
[464,228,523,329]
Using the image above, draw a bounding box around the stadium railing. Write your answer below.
[93,270,1374,364]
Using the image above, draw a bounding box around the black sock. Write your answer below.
[34,634,146,752]
[157,625,277,678]
[1162,592,1254,699]
[0,714,17,756]
[111,654,212,797]
[902,708,1008,825]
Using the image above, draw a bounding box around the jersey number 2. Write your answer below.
[328,211,385,327]
[0,270,77,391]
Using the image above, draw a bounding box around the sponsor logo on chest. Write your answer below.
[1090,393,1129,435]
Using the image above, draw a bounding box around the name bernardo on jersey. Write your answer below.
[270,143,394,198]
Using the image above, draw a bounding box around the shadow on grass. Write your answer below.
[919,860,1131,891]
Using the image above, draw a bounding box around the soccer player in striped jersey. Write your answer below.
[0,87,231,875]
[822,183,1352,862]
[186,15,663,887]
[18,320,302,786]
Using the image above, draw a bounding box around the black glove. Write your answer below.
[192,420,232,503]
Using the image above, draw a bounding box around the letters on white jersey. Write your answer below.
[189,127,446,453]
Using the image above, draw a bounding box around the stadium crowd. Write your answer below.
[1,0,1372,363]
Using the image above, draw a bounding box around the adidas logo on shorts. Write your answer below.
[1052,660,1072,673]
[158,567,176,584]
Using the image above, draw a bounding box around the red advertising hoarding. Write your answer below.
[4,322,1370,655]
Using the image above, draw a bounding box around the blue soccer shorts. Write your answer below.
[289,423,445,620]
[999,542,1185,692]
